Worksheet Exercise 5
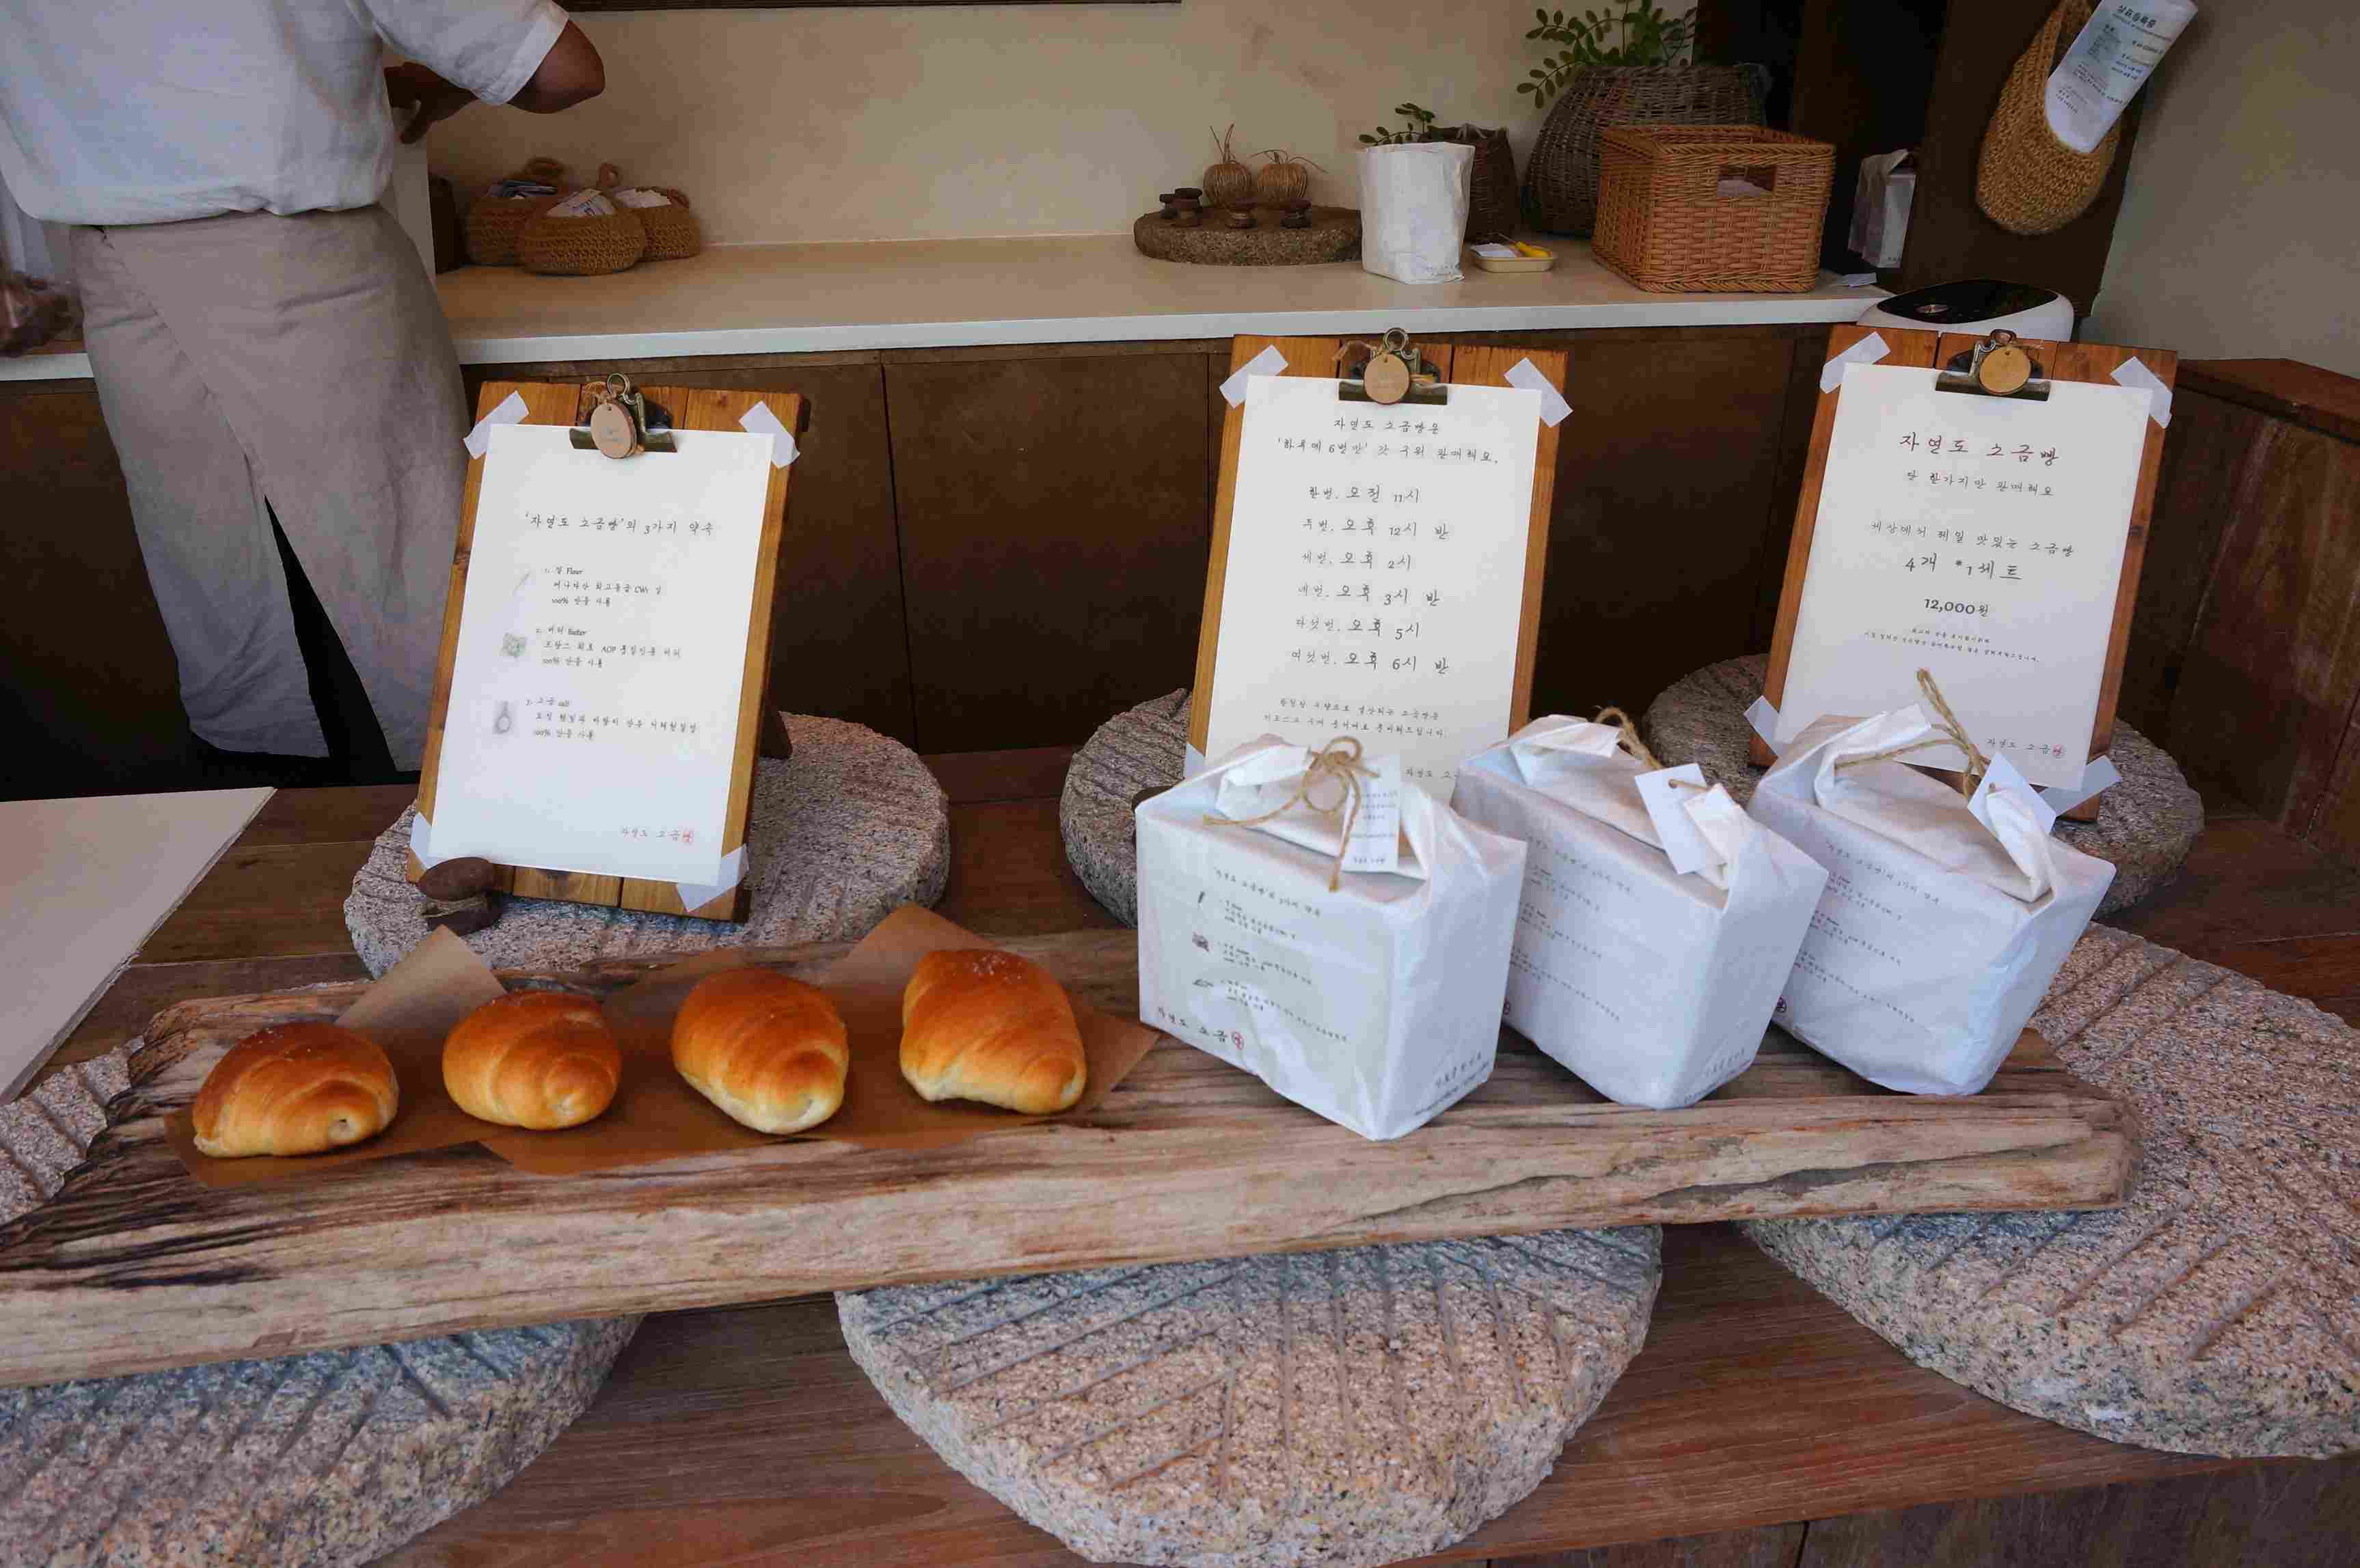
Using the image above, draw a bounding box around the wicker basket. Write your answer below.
[517,205,647,276]
[1977,0,2121,235]
[1521,65,1763,236]
[1434,126,1519,242]
[1591,126,1834,293]
[463,158,570,267]
[634,188,703,262]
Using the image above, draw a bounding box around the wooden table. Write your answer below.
[44,753,2360,1568]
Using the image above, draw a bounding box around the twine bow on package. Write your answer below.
[1752,701,2115,1096]
[1454,716,1828,1110]
[1135,735,1525,1140]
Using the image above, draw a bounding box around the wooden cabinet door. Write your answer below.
[1521,328,1821,717]
[886,346,1213,753]
[0,384,187,799]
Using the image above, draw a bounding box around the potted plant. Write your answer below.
[1357,103,1520,243]
[1354,103,1474,284]
[1517,0,1765,236]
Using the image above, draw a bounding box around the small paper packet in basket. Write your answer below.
[1135,735,1525,1141]
[1453,716,1829,1109]
[1752,701,2115,1096]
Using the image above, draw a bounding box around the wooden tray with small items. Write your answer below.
[0,926,2130,1388]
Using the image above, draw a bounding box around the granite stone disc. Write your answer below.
[1132,208,1362,266]
[345,714,951,976]
[1,1050,638,1568]
[1060,689,1191,927]
[1746,925,2360,1459]
[1638,653,2203,917]
[840,1227,1661,1568]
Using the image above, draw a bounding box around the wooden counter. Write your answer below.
[40,755,2360,1567]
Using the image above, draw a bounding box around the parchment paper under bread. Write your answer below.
[167,908,1159,1186]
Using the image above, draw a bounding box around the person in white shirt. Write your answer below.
[0,3,603,780]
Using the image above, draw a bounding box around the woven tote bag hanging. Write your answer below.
[1976,0,2121,235]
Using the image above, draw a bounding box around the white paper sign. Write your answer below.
[426,424,774,884]
[1204,376,1544,800]
[1776,364,2150,788]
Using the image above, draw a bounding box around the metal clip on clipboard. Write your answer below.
[1336,327,1450,407]
[1935,329,2051,403]
[570,373,679,456]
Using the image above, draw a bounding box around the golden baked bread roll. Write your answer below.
[671,969,849,1134]
[900,949,1087,1114]
[192,1022,399,1159]
[442,992,621,1130]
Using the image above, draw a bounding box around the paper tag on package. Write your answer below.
[1137,737,1525,1140]
[1453,718,1829,1109]
[1751,704,2115,1096]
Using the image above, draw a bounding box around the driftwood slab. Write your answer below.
[0,930,2130,1388]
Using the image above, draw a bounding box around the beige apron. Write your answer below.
[72,205,465,768]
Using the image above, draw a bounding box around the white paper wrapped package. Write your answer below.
[1752,707,2115,1095]
[1136,738,1525,1140]
[1452,717,1829,1109]
[1357,142,1473,284]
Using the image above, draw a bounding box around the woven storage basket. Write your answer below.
[464,158,570,267]
[517,205,647,276]
[1440,126,1519,242]
[635,188,703,262]
[1592,125,1832,293]
[1522,65,1763,236]
[1977,0,2121,235]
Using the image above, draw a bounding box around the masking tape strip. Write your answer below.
[1219,344,1290,407]
[1504,357,1572,427]
[674,843,749,913]
[739,401,799,467]
[409,812,448,871]
[2110,357,2173,427]
[462,392,529,460]
[1745,696,1783,755]
[1820,331,1891,393]
[2039,753,2123,815]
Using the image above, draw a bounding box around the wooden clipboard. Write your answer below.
[409,379,809,921]
[1756,325,2175,818]
[1187,335,1566,759]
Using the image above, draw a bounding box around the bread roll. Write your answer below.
[192,1023,399,1159]
[442,992,621,1130]
[671,969,849,1134]
[900,949,1087,1113]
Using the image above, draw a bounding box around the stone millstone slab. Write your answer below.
[1,1050,637,1567]
[1133,208,1361,266]
[1060,688,1191,927]
[1746,925,2360,1459]
[1639,653,2203,917]
[840,1227,1660,1568]
[345,714,951,976]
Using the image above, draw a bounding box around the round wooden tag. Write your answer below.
[1977,342,2033,396]
[588,400,641,459]
[1363,352,1412,405]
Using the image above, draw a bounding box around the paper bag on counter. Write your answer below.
[1752,706,2115,1096]
[1136,736,1525,1141]
[1453,716,1829,1109]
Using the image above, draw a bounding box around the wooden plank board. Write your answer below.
[1755,326,2177,823]
[409,379,808,920]
[0,930,2127,1388]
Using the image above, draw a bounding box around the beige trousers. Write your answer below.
[72,206,466,768]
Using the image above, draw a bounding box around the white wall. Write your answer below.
[2087,0,2360,376]
[424,1,1618,245]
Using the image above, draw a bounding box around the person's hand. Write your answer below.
[384,62,474,144]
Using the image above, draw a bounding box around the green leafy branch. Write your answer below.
[1357,102,1439,147]
[1518,1,1694,106]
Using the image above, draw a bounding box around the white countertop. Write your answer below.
[5,233,1882,381]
